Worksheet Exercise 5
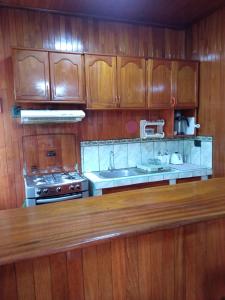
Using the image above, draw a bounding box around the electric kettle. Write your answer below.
[170,152,183,165]
[174,111,189,135]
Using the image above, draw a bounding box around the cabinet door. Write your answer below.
[174,61,198,108]
[85,55,117,109]
[49,53,85,103]
[13,49,50,101]
[147,59,173,109]
[117,57,146,108]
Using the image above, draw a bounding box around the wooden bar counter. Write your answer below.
[1,178,225,299]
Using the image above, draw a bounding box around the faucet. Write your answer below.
[109,150,115,170]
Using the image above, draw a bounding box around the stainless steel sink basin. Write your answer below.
[94,166,174,179]
[95,167,149,179]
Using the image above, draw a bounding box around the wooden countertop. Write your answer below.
[1,178,225,266]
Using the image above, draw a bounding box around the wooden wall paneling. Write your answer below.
[161,231,175,299]
[139,26,153,57]
[138,234,152,300]
[1,219,225,299]
[165,28,186,60]
[219,17,225,177]
[15,260,35,300]
[189,7,225,176]
[22,134,78,174]
[125,236,140,300]
[82,108,174,142]
[90,19,116,54]
[2,0,225,28]
[82,245,99,300]
[0,93,13,209]
[33,256,52,300]
[22,135,39,173]
[205,219,225,300]
[0,27,7,90]
[122,110,148,139]
[67,249,85,300]
[151,28,165,58]
[0,10,22,209]
[50,253,69,300]
[174,227,185,300]
[184,223,207,300]
[46,13,55,51]
[101,110,123,140]
[81,110,150,141]
[0,7,187,209]
[183,219,225,299]
[82,243,114,300]
[96,242,113,300]
[111,238,126,300]
[0,264,18,300]
[80,110,101,141]
[149,230,175,300]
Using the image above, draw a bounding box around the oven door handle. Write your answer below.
[36,193,83,204]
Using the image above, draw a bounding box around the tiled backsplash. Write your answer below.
[81,137,213,173]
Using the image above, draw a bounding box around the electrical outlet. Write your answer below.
[194,140,201,147]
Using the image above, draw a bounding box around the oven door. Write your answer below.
[36,193,83,205]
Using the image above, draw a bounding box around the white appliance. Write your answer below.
[156,152,170,164]
[20,110,85,124]
[185,117,200,135]
[140,120,165,139]
[170,152,184,165]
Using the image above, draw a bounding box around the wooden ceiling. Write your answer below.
[1,0,225,28]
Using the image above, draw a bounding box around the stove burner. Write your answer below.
[61,174,75,180]
[33,178,46,184]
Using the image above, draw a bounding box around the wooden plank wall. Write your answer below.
[188,7,225,177]
[1,218,225,300]
[0,7,186,209]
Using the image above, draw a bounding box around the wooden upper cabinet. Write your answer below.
[49,53,85,103]
[117,57,146,108]
[173,61,198,108]
[147,59,173,109]
[85,55,117,109]
[13,48,199,109]
[13,49,50,101]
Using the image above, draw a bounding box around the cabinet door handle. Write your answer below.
[117,96,121,108]
[46,83,50,97]
[171,97,176,106]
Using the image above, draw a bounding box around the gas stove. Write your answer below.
[24,171,89,206]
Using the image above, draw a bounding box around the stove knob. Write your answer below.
[69,185,75,191]
[56,187,61,193]
[75,184,80,190]
[37,189,41,195]
[43,188,48,194]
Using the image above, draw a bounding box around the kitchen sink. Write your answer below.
[94,167,148,179]
[94,167,173,179]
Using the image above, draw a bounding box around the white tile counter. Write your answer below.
[81,136,213,196]
[85,164,212,196]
